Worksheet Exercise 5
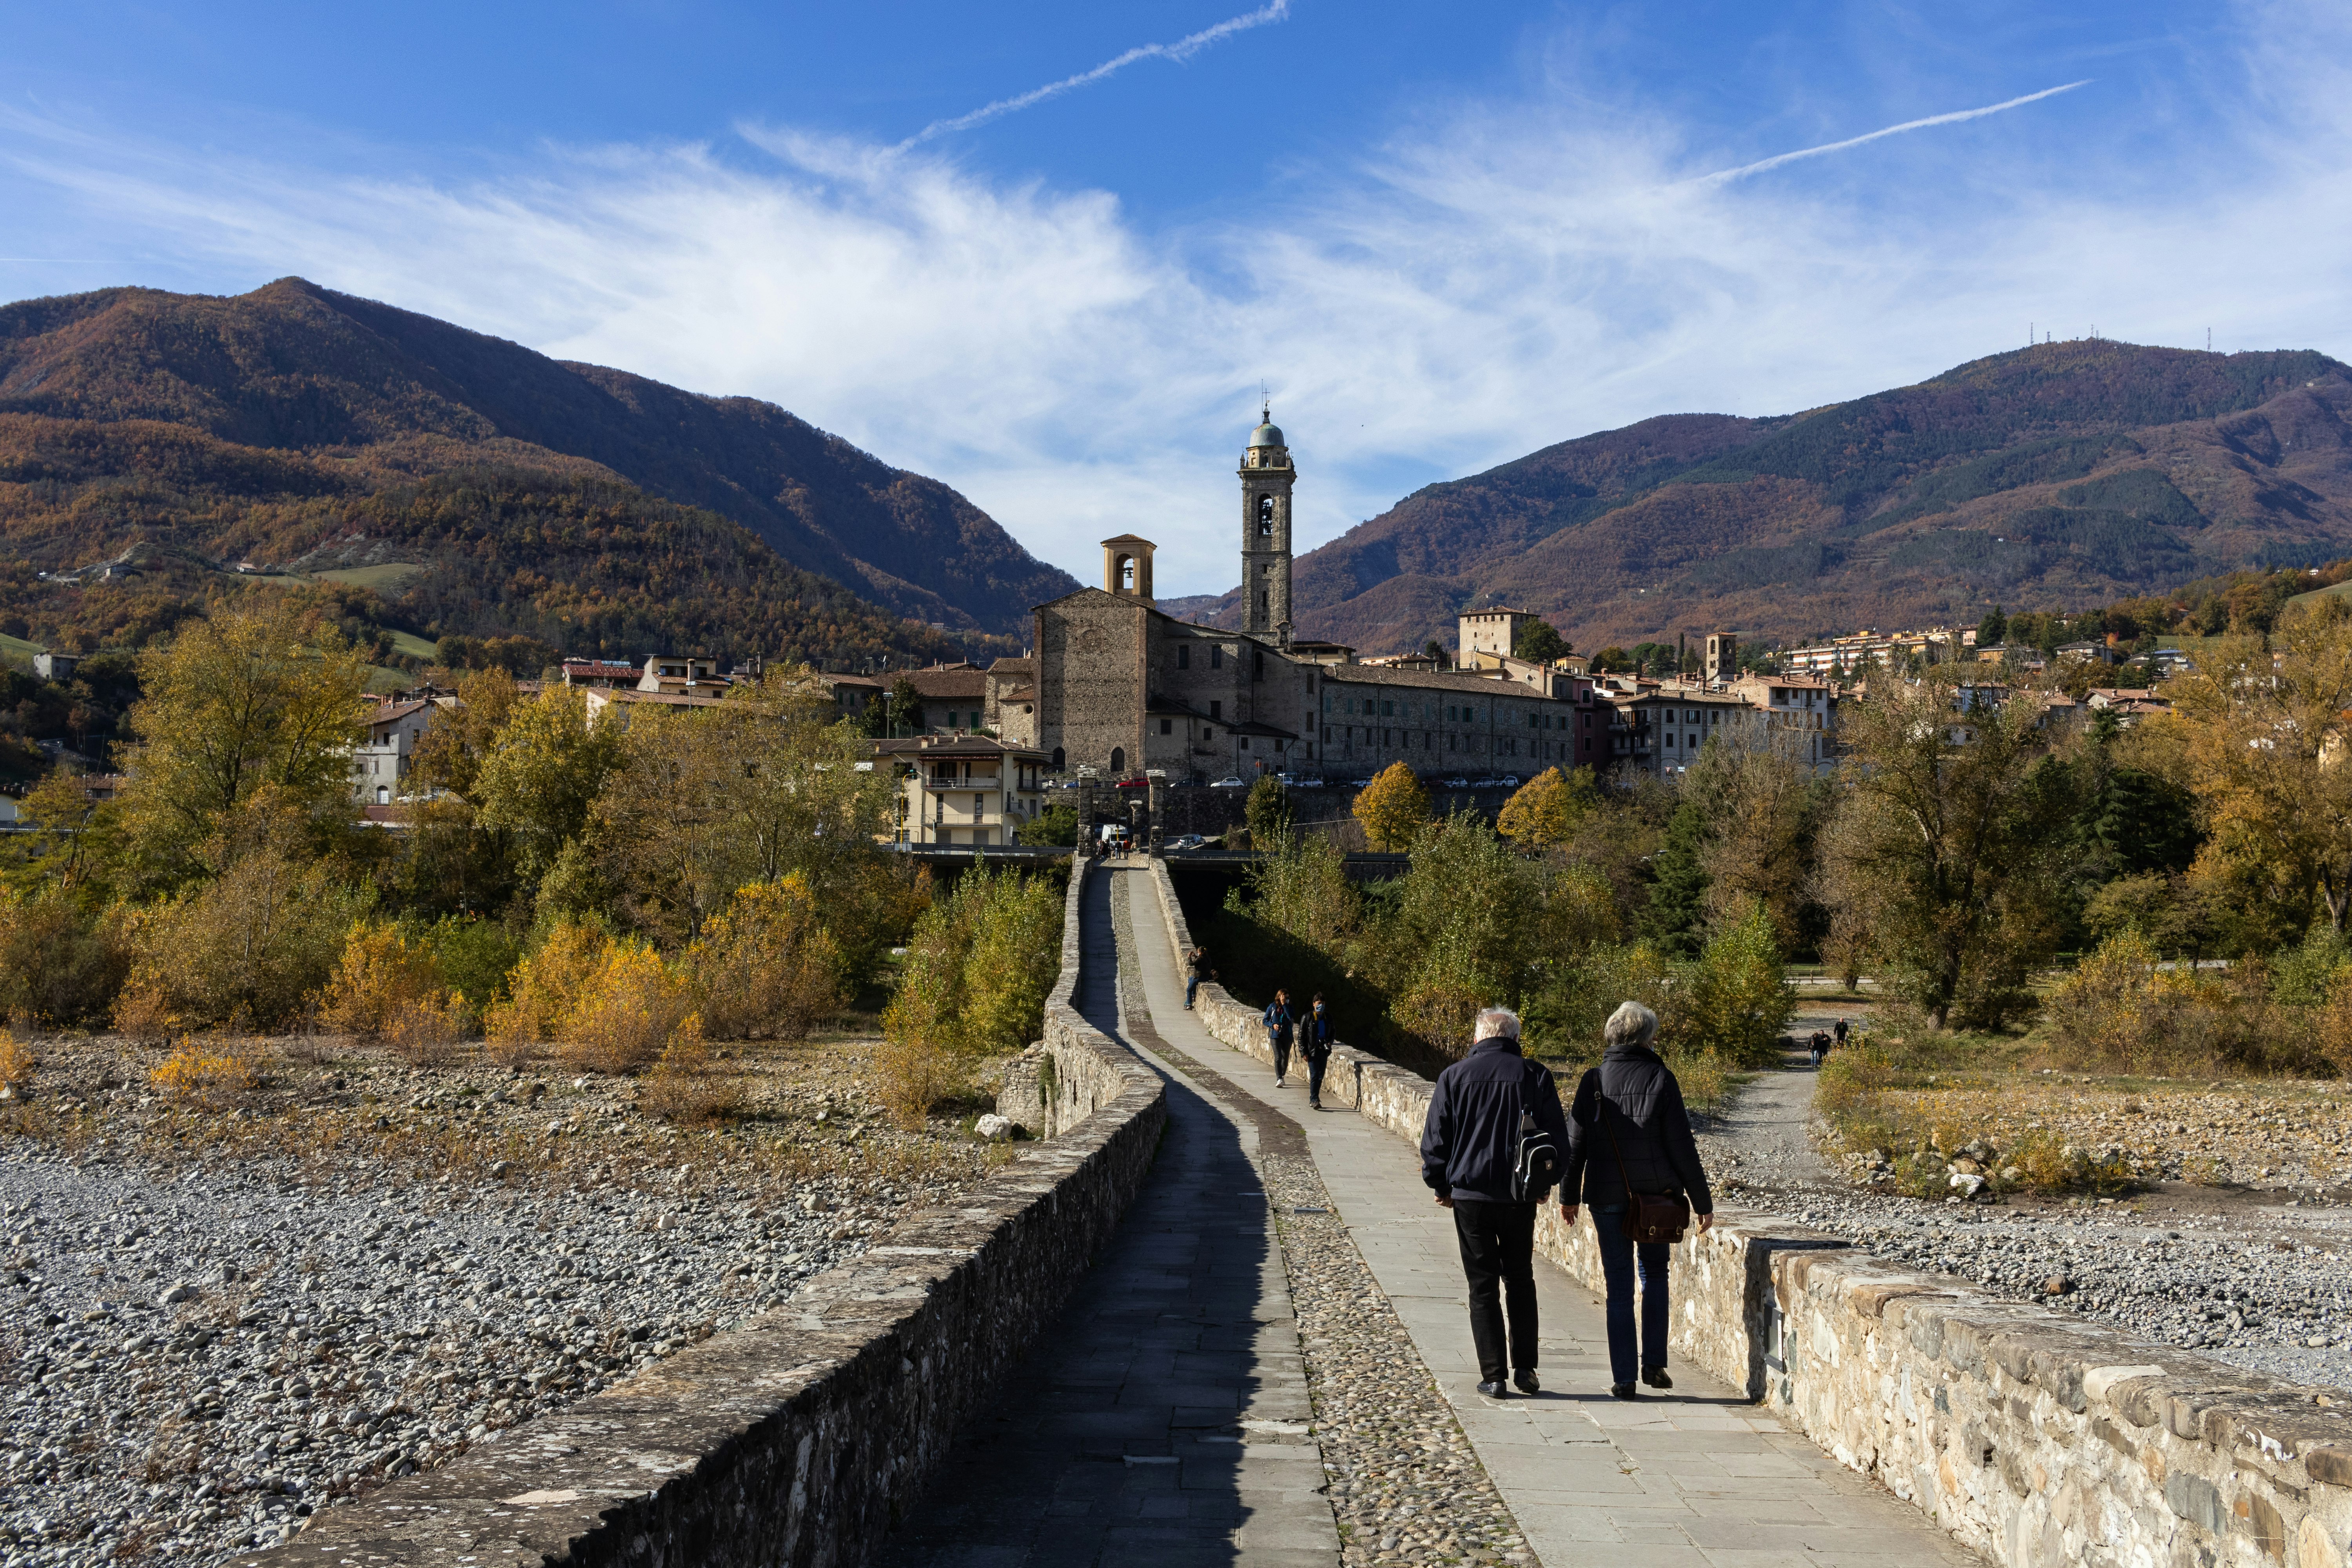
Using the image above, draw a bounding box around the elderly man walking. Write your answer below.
[1561,1001,1715,1400]
[1419,1007,1568,1398]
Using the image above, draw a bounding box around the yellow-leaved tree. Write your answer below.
[2169,600,2352,932]
[114,603,374,886]
[472,684,624,900]
[687,875,842,1040]
[1352,762,1430,851]
[1495,767,1596,851]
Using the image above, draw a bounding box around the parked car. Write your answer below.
[1165,833,1209,850]
[1208,776,1246,788]
[1442,776,1470,789]
[1469,776,1501,789]
[1113,777,1148,790]
[1290,776,1323,789]
[1347,778,1375,789]
[1497,775,1521,788]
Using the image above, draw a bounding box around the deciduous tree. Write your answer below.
[1352,761,1429,851]
[1497,766,1594,851]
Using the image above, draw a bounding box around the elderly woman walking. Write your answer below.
[1560,1001,1714,1400]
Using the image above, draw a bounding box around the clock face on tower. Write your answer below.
[1257,494,1275,534]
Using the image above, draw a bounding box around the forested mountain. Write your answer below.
[0,278,1078,661]
[1176,343,2352,653]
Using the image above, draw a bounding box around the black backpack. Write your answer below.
[1510,1062,1563,1202]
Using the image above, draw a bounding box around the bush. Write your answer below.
[319,922,446,1038]
[130,850,370,1031]
[0,891,129,1027]
[111,978,174,1046]
[1016,802,1078,847]
[562,939,699,1074]
[687,876,842,1040]
[1664,900,1793,1068]
[0,1027,33,1094]
[638,1020,740,1123]
[420,916,526,1023]
[880,864,1064,1125]
[382,991,468,1065]
[482,920,609,1065]
[2044,933,2325,1075]
[151,1036,258,1106]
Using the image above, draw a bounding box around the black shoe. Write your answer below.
[1610,1383,1637,1400]
[1309,1100,1322,1111]
[1642,1367,1673,1389]
[1513,1370,1539,1394]
[1476,1379,1511,1398]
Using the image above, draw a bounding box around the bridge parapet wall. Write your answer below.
[1145,856,2352,1568]
[239,855,1164,1568]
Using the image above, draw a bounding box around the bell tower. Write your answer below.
[1240,405,1295,646]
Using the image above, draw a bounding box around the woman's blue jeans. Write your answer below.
[1589,1205,1671,1387]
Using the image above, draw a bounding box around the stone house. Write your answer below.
[870,735,1049,847]
[347,694,455,805]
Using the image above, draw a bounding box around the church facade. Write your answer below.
[1033,414,1604,782]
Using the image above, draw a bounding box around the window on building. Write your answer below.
[1177,644,1190,670]
[1209,700,1221,720]
[1210,645,1223,670]
[1051,747,1065,770]
[1240,737,1250,749]
[1160,718,1173,735]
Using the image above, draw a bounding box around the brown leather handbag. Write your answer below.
[1602,1109,1691,1245]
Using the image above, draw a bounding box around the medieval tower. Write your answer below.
[1240,406,1294,647]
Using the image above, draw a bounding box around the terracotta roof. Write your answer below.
[1321,664,1571,698]
[869,736,1046,760]
[904,669,988,698]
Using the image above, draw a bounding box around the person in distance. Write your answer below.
[1560,1001,1714,1400]
[1419,1007,1569,1399]
[1263,989,1297,1087]
[1302,994,1335,1110]
[1185,946,1213,1010]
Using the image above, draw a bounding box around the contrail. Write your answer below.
[1690,80,2091,185]
[899,0,1290,150]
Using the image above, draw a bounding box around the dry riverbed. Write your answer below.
[0,1029,998,1567]
[1702,1017,2352,1393]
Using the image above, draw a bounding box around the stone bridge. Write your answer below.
[243,856,2352,1568]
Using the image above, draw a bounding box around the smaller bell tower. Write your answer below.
[1240,405,1294,646]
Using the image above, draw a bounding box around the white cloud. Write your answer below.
[3,0,2349,603]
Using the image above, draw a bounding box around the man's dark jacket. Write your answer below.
[1419,1037,1570,1204]
[1303,1008,1334,1060]
[1561,1043,1713,1213]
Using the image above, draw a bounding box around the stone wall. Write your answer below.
[1145,857,2352,1568]
[240,856,1165,1568]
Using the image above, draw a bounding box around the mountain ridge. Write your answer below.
[0,278,1078,642]
[1181,342,2352,652]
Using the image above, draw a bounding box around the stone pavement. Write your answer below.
[1116,867,1985,1568]
[875,867,1341,1568]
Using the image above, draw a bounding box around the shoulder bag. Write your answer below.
[1600,1098,1691,1245]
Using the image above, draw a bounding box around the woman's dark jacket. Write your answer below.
[1561,1043,1713,1214]
[1419,1037,1570,1204]
[1263,1000,1295,1042]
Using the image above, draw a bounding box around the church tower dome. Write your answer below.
[1239,403,1294,647]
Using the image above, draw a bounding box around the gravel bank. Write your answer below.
[1699,1046,2352,1394]
[0,1033,990,1568]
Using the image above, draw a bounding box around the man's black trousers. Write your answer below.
[1450,1198,1538,1383]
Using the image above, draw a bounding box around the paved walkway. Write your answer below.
[876,869,1340,1568]
[1117,867,1983,1568]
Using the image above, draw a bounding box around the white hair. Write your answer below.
[1474,1007,1521,1042]
[1605,1000,1658,1049]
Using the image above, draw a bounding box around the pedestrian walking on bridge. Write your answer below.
[1302,995,1334,1110]
[1185,946,1212,1009]
[1264,990,1297,1087]
[1419,1007,1568,1398]
[1561,1001,1713,1401]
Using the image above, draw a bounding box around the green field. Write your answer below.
[0,630,45,659]
[385,629,439,661]
[305,563,429,593]
[2287,579,2352,611]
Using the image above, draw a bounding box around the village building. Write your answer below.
[1031,413,1604,783]
[870,735,1049,847]
[348,691,458,804]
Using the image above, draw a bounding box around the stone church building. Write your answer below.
[1034,414,1605,782]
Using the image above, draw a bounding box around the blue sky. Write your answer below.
[4,1,2348,596]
